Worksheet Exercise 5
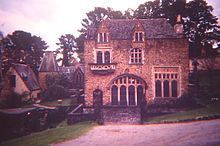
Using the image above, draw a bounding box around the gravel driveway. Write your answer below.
[52,119,220,146]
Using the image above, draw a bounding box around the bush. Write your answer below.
[0,90,22,108]
[44,84,69,101]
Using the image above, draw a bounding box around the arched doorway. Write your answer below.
[109,73,146,106]
[93,89,103,107]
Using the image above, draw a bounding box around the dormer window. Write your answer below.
[134,32,144,42]
[98,32,109,43]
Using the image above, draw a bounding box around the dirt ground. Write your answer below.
[52,119,220,146]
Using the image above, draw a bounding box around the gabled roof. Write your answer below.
[13,63,40,91]
[39,51,59,72]
[87,18,182,40]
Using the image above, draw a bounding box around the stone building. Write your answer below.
[5,63,41,101]
[38,51,84,91]
[84,18,189,107]
[38,51,59,90]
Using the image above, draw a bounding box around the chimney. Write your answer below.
[174,14,183,34]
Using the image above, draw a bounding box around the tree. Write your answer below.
[183,0,219,58]
[56,34,77,66]
[1,30,48,75]
[133,0,161,19]
[75,7,126,62]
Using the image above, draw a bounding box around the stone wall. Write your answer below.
[84,38,189,106]
[102,106,141,124]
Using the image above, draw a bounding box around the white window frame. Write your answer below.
[93,47,112,64]
[134,31,144,42]
[97,32,109,43]
[129,48,144,64]
[152,66,181,98]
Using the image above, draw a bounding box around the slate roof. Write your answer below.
[59,64,84,74]
[13,63,40,91]
[39,51,59,72]
[87,18,182,40]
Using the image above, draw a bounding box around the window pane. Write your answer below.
[171,80,178,97]
[99,33,103,42]
[129,85,135,105]
[137,86,143,105]
[139,32,143,41]
[139,59,142,63]
[111,85,118,105]
[155,80,162,97]
[120,86,127,105]
[97,51,102,64]
[135,32,138,41]
[163,80,170,97]
[104,51,110,64]
[103,33,107,42]
[11,75,16,87]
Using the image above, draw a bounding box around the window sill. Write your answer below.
[129,63,144,65]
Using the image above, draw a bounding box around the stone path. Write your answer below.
[52,119,220,146]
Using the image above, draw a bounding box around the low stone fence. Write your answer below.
[101,106,141,124]
[67,107,95,125]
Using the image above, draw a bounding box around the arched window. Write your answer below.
[111,85,118,105]
[110,74,146,106]
[163,80,169,97]
[130,48,142,64]
[120,86,127,105]
[137,86,143,105]
[171,80,178,97]
[155,80,162,97]
[128,85,135,105]
[104,51,110,64]
[97,51,102,64]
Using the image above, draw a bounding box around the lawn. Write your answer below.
[0,121,96,146]
[144,103,220,123]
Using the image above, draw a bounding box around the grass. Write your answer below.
[0,121,96,146]
[144,103,220,123]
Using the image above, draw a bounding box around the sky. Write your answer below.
[0,0,219,51]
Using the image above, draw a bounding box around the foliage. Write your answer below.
[0,121,96,146]
[43,73,71,101]
[0,30,48,75]
[0,90,22,108]
[56,34,78,66]
[183,0,219,58]
[133,0,161,19]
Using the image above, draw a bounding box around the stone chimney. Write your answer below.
[174,15,183,34]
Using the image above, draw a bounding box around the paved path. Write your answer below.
[52,119,220,146]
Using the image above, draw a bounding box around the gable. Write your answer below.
[13,64,40,91]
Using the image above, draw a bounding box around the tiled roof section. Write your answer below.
[87,18,182,40]
[58,64,84,74]
[13,64,40,91]
[39,51,59,72]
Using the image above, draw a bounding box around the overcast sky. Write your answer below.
[0,0,219,50]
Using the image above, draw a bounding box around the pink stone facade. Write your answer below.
[84,19,189,106]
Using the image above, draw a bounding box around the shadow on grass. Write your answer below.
[0,121,96,146]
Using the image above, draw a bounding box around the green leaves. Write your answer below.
[1,30,48,74]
